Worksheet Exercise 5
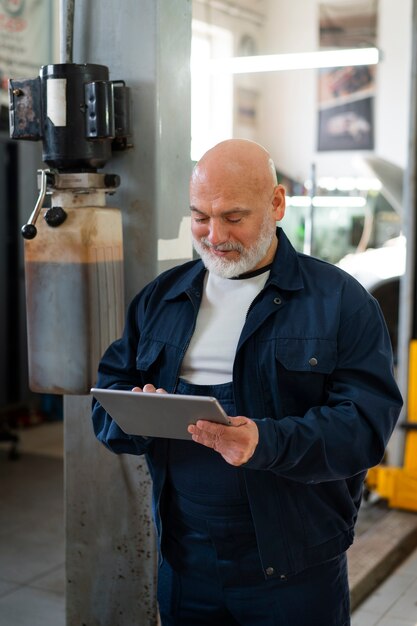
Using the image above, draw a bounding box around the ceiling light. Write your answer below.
[209,47,379,74]
[287,196,367,208]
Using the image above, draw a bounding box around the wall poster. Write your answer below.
[0,0,53,107]
[317,0,378,152]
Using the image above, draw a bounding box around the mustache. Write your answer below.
[199,238,244,253]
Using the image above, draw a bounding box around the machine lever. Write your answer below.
[21,169,48,239]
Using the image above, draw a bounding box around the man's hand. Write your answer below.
[188,417,259,466]
[132,384,167,393]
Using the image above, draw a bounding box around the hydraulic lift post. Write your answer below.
[366,0,417,511]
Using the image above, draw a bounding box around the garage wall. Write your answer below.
[192,0,413,183]
[258,0,412,182]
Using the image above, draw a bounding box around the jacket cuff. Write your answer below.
[243,418,278,470]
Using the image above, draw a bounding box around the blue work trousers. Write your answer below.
[158,493,350,626]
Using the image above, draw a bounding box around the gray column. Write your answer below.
[396,0,417,465]
[65,1,191,624]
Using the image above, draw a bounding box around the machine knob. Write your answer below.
[21,224,37,239]
[44,206,67,228]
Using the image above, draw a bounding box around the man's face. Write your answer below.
[190,178,285,278]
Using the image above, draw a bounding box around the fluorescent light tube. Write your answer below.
[287,196,367,208]
[209,47,379,74]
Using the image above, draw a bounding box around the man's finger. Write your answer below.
[188,422,222,448]
[192,417,246,432]
[194,419,229,433]
[143,384,157,393]
[227,416,248,427]
[132,384,167,393]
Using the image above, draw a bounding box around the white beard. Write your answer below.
[192,216,276,279]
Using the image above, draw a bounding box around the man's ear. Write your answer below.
[272,184,286,221]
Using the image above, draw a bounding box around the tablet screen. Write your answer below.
[91,387,231,440]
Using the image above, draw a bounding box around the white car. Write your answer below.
[337,236,406,358]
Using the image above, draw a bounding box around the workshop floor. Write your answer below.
[0,422,65,626]
[1,421,417,626]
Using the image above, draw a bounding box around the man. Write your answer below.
[92,139,402,625]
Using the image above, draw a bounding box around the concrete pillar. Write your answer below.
[64,1,191,624]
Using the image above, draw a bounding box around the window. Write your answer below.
[191,20,233,161]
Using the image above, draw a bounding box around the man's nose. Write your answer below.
[207,219,227,246]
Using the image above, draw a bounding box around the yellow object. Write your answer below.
[366,340,417,511]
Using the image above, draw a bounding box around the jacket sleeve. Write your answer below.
[92,291,154,456]
[243,296,403,482]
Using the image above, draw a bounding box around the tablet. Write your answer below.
[91,387,231,440]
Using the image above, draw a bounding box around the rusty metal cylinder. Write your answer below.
[24,199,124,394]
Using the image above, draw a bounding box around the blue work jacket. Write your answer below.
[92,228,403,579]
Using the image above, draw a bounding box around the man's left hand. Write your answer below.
[188,417,259,466]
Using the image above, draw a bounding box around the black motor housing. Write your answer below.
[9,63,130,171]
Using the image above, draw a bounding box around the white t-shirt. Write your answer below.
[180,268,271,385]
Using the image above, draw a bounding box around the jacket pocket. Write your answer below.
[136,336,181,392]
[274,338,337,416]
[291,480,355,548]
[135,337,167,390]
[136,337,165,371]
[275,338,337,373]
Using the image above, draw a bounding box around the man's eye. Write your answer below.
[194,217,208,223]
[226,217,242,224]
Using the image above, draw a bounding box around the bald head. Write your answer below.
[189,139,286,278]
[191,139,277,198]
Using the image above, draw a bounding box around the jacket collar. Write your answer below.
[163,259,206,301]
[163,227,304,301]
[267,227,304,291]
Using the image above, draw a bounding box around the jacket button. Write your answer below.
[309,357,318,366]
[265,566,275,576]
[273,297,281,305]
